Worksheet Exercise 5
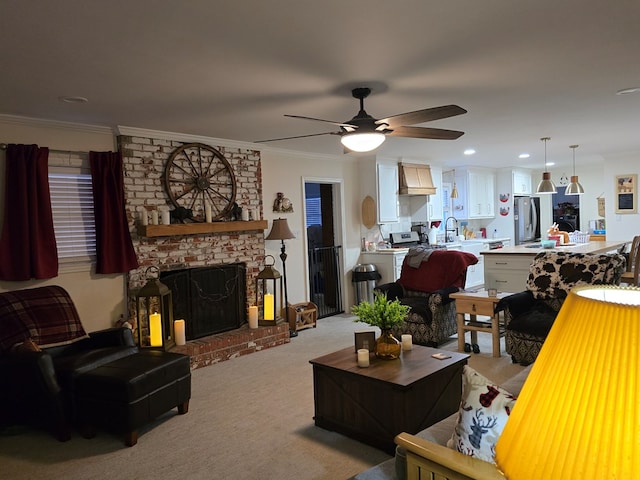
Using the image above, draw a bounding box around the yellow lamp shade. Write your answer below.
[495,286,640,479]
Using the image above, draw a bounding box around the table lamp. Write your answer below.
[265,218,295,330]
[495,285,640,479]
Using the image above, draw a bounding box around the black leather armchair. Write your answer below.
[0,286,137,441]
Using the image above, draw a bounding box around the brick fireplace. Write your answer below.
[119,133,289,368]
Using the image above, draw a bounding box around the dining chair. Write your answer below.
[621,235,640,286]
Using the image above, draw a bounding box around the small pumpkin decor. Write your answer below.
[352,292,411,360]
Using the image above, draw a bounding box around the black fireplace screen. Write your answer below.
[161,263,246,340]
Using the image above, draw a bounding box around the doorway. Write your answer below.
[304,181,344,318]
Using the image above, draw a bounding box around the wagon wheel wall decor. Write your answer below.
[163,143,237,222]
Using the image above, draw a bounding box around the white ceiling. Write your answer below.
[1,1,640,171]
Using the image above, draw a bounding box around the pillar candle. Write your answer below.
[357,349,370,367]
[140,209,148,226]
[174,319,186,345]
[264,293,274,320]
[401,334,413,351]
[205,204,213,223]
[241,208,249,221]
[151,209,159,225]
[161,210,171,225]
[149,313,162,347]
[248,306,258,329]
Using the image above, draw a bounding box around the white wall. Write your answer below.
[260,148,362,309]
[602,152,640,241]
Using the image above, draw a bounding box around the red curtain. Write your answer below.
[0,144,58,280]
[90,151,139,274]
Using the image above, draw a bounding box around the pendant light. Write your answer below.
[451,169,459,198]
[536,137,557,194]
[565,144,585,195]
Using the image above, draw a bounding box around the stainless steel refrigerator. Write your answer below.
[514,196,541,244]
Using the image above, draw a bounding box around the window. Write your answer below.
[48,168,96,268]
[305,196,322,227]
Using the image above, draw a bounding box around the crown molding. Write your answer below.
[116,125,348,162]
[0,114,112,135]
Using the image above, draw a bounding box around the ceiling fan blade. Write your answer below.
[377,105,467,128]
[387,126,465,140]
[254,131,340,143]
[284,114,356,129]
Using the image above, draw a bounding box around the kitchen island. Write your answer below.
[481,241,626,292]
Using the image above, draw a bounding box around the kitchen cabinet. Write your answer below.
[512,170,532,195]
[376,163,399,223]
[360,250,408,284]
[456,168,496,219]
[483,254,533,293]
[461,242,487,289]
[427,166,443,221]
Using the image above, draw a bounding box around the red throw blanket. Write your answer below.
[398,250,478,293]
[0,286,88,353]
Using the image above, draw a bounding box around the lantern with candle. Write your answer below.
[136,266,175,350]
[255,255,284,326]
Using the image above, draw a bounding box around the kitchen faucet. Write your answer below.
[445,216,459,242]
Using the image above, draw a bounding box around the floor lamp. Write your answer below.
[266,218,295,334]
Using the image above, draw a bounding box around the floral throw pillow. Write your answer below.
[446,365,517,463]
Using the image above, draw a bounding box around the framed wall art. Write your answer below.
[615,174,637,214]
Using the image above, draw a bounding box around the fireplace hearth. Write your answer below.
[161,263,246,341]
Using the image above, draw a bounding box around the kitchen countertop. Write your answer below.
[363,242,465,254]
[460,237,511,244]
[481,241,625,256]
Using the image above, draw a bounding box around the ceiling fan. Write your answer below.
[256,87,467,152]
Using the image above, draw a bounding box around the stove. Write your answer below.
[389,231,421,248]
[389,231,447,249]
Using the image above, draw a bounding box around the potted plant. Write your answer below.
[352,292,411,359]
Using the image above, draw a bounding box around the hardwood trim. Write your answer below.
[137,220,268,237]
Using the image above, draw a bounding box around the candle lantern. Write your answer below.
[255,255,284,326]
[136,266,175,350]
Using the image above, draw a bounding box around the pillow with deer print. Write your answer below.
[446,365,517,463]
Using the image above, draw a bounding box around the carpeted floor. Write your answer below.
[0,314,523,480]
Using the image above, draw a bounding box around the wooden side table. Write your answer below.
[450,291,511,358]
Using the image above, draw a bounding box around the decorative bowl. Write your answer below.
[541,240,557,249]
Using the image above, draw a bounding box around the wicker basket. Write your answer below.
[569,232,590,244]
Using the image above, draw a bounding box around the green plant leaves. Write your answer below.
[351,292,410,330]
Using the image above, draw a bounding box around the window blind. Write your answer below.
[48,172,96,260]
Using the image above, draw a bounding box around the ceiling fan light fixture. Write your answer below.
[565,144,584,195]
[340,131,386,152]
[536,137,557,194]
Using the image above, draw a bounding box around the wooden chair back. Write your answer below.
[621,235,640,286]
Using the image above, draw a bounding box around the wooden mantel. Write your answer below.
[137,220,268,238]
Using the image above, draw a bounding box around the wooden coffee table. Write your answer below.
[309,345,469,454]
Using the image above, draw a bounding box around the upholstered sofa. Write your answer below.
[0,285,191,445]
[376,248,478,346]
[496,251,626,365]
[354,364,532,480]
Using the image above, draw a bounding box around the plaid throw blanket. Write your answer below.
[0,286,88,353]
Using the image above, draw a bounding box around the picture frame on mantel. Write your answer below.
[615,174,637,214]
